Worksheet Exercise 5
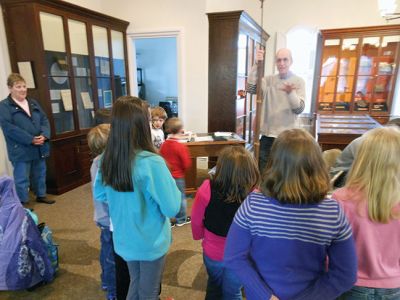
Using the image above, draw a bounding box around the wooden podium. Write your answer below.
[184,134,245,194]
[316,115,381,151]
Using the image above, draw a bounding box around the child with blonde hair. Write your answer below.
[224,128,357,300]
[87,123,116,300]
[191,146,259,299]
[151,106,167,149]
[333,126,400,299]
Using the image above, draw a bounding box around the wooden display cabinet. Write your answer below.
[315,25,400,124]
[1,0,130,194]
[207,11,269,149]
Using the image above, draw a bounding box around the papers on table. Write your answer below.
[214,132,233,137]
[167,132,193,143]
[194,135,214,142]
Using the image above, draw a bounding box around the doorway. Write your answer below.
[128,32,180,118]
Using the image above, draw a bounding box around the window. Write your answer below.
[286,26,319,114]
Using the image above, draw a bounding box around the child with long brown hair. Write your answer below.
[191,146,259,299]
[94,96,181,300]
[224,128,357,300]
[333,126,400,300]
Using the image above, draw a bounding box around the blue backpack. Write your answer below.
[37,223,59,273]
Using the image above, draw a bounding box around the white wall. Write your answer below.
[0,5,13,176]
[0,5,11,97]
[205,0,261,22]
[63,0,103,11]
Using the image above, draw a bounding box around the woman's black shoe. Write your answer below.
[36,197,55,204]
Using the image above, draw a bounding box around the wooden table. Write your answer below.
[184,134,245,194]
[316,115,381,151]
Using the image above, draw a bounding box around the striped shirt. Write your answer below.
[235,192,352,246]
[224,191,357,300]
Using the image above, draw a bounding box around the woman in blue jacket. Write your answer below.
[94,96,181,300]
[0,73,54,204]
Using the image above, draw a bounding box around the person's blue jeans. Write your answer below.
[126,255,166,300]
[12,159,46,203]
[203,254,242,300]
[259,136,275,174]
[338,286,400,300]
[175,178,187,224]
[98,225,116,298]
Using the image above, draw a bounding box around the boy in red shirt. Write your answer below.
[160,117,192,226]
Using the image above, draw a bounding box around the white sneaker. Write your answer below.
[176,216,191,227]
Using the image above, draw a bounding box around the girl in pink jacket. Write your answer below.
[333,126,400,299]
[191,146,259,299]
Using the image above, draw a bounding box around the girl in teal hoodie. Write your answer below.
[94,96,181,300]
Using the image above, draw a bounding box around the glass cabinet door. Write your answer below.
[236,33,248,141]
[356,37,380,112]
[335,38,359,112]
[237,33,247,96]
[372,35,400,112]
[93,25,112,108]
[318,39,340,112]
[68,19,94,129]
[111,30,127,98]
[247,37,255,145]
[40,12,75,134]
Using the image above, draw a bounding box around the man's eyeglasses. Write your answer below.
[276,58,290,63]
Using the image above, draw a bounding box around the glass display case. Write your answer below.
[316,114,382,151]
[2,0,129,194]
[316,25,400,123]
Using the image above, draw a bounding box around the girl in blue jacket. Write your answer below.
[94,96,180,300]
